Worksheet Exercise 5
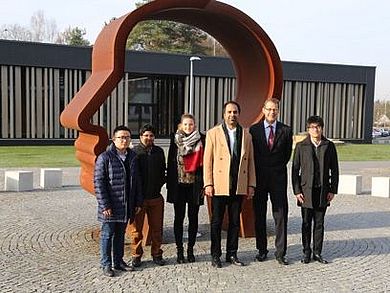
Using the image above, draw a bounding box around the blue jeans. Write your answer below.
[100,222,127,267]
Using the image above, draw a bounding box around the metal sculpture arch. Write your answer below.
[60,0,283,194]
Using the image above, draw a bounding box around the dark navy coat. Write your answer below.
[94,143,143,223]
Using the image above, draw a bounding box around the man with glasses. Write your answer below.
[292,115,339,264]
[94,125,143,277]
[128,124,167,267]
[249,98,293,265]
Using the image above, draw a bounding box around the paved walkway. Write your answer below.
[0,162,389,292]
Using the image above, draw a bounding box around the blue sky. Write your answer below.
[2,0,389,100]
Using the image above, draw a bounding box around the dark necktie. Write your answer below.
[268,125,274,150]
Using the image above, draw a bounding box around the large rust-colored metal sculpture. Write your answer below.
[60,0,283,236]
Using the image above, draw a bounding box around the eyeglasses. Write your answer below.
[308,125,321,130]
[115,136,131,141]
[264,108,278,112]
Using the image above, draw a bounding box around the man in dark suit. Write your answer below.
[249,98,293,265]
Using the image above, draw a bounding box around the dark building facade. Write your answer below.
[0,40,375,143]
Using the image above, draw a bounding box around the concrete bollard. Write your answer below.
[5,171,34,191]
[338,175,362,195]
[40,168,63,189]
[371,177,390,198]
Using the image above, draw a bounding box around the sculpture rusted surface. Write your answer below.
[60,0,283,236]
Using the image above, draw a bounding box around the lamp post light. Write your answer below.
[189,56,201,114]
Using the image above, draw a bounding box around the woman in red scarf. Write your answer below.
[167,114,205,263]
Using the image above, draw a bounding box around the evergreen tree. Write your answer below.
[126,0,208,54]
[58,27,90,46]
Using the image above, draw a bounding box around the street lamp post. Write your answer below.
[189,56,201,114]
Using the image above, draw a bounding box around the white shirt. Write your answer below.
[118,152,127,161]
[227,127,236,155]
[264,120,277,141]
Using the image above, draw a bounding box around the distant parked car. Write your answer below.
[378,128,389,137]
[372,128,382,138]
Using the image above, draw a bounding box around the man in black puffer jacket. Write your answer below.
[94,125,143,277]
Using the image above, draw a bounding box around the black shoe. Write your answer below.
[114,263,129,271]
[313,254,328,264]
[226,255,245,266]
[211,256,222,268]
[255,252,268,262]
[153,256,166,266]
[177,248,185,264]
[276,255,289,265]
[301,255,311,264]
[129,257,141,268]
[187,248,195,263]
[102,266,115,277]
[120,261,130,268]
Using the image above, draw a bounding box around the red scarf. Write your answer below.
[182,143,203,172]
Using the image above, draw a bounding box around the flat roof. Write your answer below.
[0,39,375,84]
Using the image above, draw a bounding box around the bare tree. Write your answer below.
[0,24,32,41]
[46,19,59,43]
[30,10,46,42]
[0,10,89,46]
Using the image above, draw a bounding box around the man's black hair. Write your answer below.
[222,100,241,118]
[139,124,156,136]
[306,115,324,128]
[113,125,131,136]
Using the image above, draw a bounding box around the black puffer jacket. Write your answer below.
[94,143,143,223]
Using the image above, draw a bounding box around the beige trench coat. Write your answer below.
[203,124,256,196]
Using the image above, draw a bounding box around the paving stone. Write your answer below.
[0,163,389,292]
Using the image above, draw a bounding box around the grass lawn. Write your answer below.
[0,144,389,168]
[0,146,79,168]
[335,143,390,161]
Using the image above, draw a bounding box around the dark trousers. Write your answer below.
[174,184,200,249]
[100,222,127,267]
[301,206,327,256]
[253,190,288,257]
[210,194,242,258]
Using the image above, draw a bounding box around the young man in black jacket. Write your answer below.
[128,124,167,267]
[292,115,339,264]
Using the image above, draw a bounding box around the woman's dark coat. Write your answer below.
[292,136,339,208]
[94,143,143,223]
[166,132,205,206]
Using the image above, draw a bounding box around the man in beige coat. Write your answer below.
[204,100,256,268]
